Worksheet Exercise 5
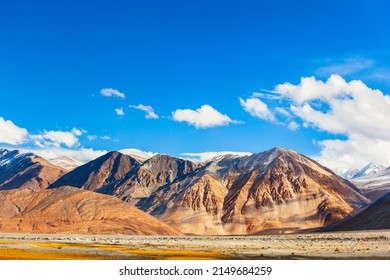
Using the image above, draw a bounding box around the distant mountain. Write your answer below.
[49,156,84,171]
[337,168,359,180]
[0,186,179,235]
[330,192,390,231]
[0,149,67,191]
[352,162,386,179]
[352,168,390,201]
[137,148,370,235]
[119,148,156,163]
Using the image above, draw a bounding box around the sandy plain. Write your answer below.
[0,230,389,260]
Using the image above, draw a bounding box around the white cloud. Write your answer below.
[275,107,292,118]
[0,117,106,163]
[130,104,159,119]
[273,75,390,170]
[275,74,352,104]
[316,57,374,76]
[87,135,111,141]
[115,108,125,116]
[100,88,125,99]
[239,97,275,122]
[87,135,97,141]
[181,151,253,162]
[71,128,86,136]
[172,105,236,128]
[32,130,80,148]
[0,117,29,145]
[252,91,281,100]
[19,147,107,163]
[287,121,299,131]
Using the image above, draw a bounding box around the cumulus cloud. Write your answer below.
[115,108,125,116]
[32,130,80,148]
[272,74,390,170]
[130,104,159,119]
[239,97,275,122]
[0,117,29,145]
[172,105,236,128]
[181,151,252,162]
[0,117,105,163]
[100,88,125,98]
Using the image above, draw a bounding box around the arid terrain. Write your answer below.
[1,148,390,260]
[0,230,389,260]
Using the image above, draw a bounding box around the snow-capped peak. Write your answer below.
[49,156,84,171]
[352,162,386,179]
[0,148,33,168]
[119,148,156,162]
[337,168,359,179]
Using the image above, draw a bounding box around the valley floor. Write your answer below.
[0,230,389,260]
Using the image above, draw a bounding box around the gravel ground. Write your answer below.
[0,230,390,259]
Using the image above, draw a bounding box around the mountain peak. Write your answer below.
[352,162,386,179]
[0,149,66,191]
[119,148,156,162]
[49,156,84,171]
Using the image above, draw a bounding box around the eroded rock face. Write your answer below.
[49,151,140,191]
[50,152,199,206]
[0,149,67,191]
[137,148,370,235]
[0,186,179,235]
[106,154,199,204]
[13,148,370,235]
[330,192,390,231]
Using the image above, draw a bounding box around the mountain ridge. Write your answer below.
[0,147,375,235]
[0,148,67,191]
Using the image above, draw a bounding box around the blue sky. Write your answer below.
[1,0,390,170]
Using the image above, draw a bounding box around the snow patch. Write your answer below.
[119,148,157,162]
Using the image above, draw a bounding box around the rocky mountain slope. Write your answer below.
[1,147,373,235]
[0,186,179,235]
[50,153,199,205]
[0,149,67,191]
[49,151,140,192]
[330,192,390,231]
[137,148,370,234]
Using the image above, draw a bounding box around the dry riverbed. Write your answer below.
[0,230,389,260]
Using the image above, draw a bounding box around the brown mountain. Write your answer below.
[138,148,370,235]
[50,152,199,206]
[0,149,67,191]
[49,151,140,191]
[0,186,179,235]
[45,148,370,235]
[330,192,390,231]
[100,154,199,205]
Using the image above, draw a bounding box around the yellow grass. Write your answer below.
[0,239,229,260]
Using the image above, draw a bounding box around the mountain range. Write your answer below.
[338,162,387,180]
[0,147,389,235]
